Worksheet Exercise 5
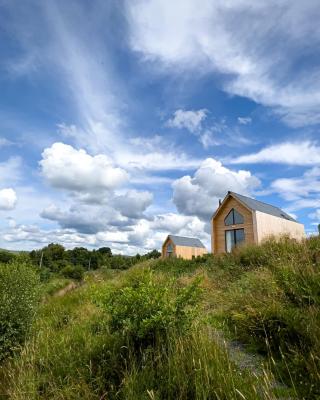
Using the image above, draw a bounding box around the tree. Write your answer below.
[98,247,112,257]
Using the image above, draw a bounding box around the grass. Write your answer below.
[0,236,319,399]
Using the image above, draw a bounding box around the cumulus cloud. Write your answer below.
[40,204,131,234]
[231,141,320,166]
[0,188,17,210]
[167,109,207,133]
[114,190,153,219]
[127,0,320,127]
[172,158,260,220]
[40,142,128,192]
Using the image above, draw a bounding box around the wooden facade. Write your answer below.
[211,196,255,253]
[162,235,207,260]
[211,192,305,254]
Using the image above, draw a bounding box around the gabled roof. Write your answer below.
[228,191,297,222]
[168,235,206,248]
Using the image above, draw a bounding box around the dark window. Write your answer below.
[166,242,173,257]
[224,210,234,225]
[225,228,245,253]
[224,208,244,226]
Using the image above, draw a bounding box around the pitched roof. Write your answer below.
[229,191,297,222]
[168,235,206,248]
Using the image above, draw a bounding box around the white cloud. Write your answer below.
[0,188,17,210]
[167,109,207,133]
[172,158,260,220]
[238,117,252,125]
[231,141,320,166]
[127,0,320,127]
[40,142,128,192]
[114,190,153,219]
[271,167,320,201]
[40,203,132,234]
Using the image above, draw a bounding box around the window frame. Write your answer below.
[225,228,245,253]
[224,208,244,226]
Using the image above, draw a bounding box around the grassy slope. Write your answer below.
[1,237,320,399]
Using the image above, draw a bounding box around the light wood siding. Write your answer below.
[211,196,254,253]
[162,237,207,260]
[175,245,207,260]
[254,211,305,242]
[162,237,176,258]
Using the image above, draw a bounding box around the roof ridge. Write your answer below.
[230,191,283,210]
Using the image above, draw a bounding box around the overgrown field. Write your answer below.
[0,236,319,399]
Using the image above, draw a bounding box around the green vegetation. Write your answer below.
[0,262,40,361]
[0,236,319,399]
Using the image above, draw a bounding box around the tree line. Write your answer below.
[0,244,161,280]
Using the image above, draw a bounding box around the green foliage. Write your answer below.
[2,269,279,400]
[0,261,40,361]
[97,269,202,347]
[61,265,85,281]
[209,237,320,399]
[0,249,16,264]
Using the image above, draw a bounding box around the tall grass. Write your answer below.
[1,265,282,400]
[1,236,319,399]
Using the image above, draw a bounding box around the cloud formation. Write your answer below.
[0,188,17,210]
[231,141,320,166]
[167,109,207,133]
[40,143,128,192]
[127,0,320,127]
[172,158,260,220]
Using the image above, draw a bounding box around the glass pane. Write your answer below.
[235,229,245,245]
[234,209,244,224]
[225,230,235,253]
[167,243,173,252]
[224,209,234,226]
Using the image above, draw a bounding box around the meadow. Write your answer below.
[0,236,319,399]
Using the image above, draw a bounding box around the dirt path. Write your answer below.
[53,281,79,297]
[210,328,292,399]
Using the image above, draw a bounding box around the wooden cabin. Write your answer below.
[211,191,305,254]
[162,235,207,260]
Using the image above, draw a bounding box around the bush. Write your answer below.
[60,265,85,281]
[97,269,202,348]
[0,250,16,264]
[0,262,40,361]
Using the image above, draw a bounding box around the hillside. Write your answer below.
[0,237,319,399]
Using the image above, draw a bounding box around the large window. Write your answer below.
[224,208,244,226]
[166,242,173,258]
[225,229,245,253]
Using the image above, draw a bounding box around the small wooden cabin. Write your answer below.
[162,235,207,260]
[211,191,305,254]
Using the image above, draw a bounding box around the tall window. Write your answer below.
[224,208,244,226]
[225,229,245,253]
[166,242,173,258]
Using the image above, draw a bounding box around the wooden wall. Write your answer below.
[162,237,207,260]
[211,196,255,253]
[162,237,176,258]
[254,211,305,242]
[175,245,207,260]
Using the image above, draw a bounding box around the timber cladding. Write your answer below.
[211,196,254,253]
[162,236,207,260]
[175,245,207,259]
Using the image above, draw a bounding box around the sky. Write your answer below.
[0,0,320,254]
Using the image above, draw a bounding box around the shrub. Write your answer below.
[60,265,85,281]
[97,269,202,348]
[0,262,40,361]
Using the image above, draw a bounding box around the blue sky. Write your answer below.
[1,0,320,253]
